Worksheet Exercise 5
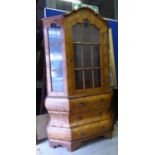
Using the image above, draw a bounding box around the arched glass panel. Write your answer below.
[82,19,91,42]
[72,19,101,90]
[72,23,81,42]
[91,25,100,43]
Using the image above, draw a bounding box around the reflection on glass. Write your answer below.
[48,23,64,92]
[93,45,100,67]
[50,45,63,70]
[91,25,100,43]
[74,44,82,68]
[48,23,62,43]
[75,70,83,89]
[83,19,90,42]
[85,70,92,88]
[94,69,101,87]
[83,45,91,67]
[51,71,64,91]
[72,23,81,42]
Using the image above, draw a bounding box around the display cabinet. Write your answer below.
[42,7,113,151]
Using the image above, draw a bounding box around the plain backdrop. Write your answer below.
[0,0,155,155]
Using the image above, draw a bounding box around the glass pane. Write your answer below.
[48,23,62,43]
[51,70,64,91]
[75,70,83,89]
[72,23,81,42]
[83,19,91,42]
[94,69,101,88]
[93,45,100,67]
[83,45,91,68]
[74,44,82,68]
[85,70,93,88]
[50,45,63,70]
[91,25,100,43]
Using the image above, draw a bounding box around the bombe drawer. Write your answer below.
[48,107,112,128]
[45,93,112,113]
[47,119,112,141]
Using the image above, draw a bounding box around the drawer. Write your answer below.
[70,108,111,127]
[45,93,112,113]
[72,119,112,141]
[48,108,111,128]
[47,118,112,141]
[70,94,112,113]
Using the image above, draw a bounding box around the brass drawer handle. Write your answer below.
[78,102,85,108]
[77,115,83,120]
[102,126,106,129]
[98,112,103,116]
[80,131,86,136]
[100,98,105,102]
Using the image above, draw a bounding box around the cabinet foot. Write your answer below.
[104,130,113,139]
[67,142,81,151]
[49,140,81,152]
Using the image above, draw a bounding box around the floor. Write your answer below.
[36,122,118,155]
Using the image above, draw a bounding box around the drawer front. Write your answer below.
[72,119,112,141]
[70,94,112,113]
[70,108,111,127]
[45,93,112,113]
[47,118,112,141]
[48,108,111,128]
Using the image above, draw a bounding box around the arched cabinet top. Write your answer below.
[64,7,108,28]
[42,7,108,29]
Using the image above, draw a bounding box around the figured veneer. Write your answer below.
[47,119,112,141]
[45,93,112,113]
[48,107,111,128]
[42,7,113,151]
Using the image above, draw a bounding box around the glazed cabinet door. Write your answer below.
[64,10,110,96]
[42,17,68,97]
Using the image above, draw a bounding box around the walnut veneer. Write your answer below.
[42,7,113,151]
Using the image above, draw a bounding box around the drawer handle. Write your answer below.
[102,126,106,129]
[78,102,85,108]
[77,116,83,120]
[100,98,105,102]
[80,132,86,136]
[98,112,103,116]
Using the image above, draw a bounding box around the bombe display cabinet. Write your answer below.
[42,8,113,151]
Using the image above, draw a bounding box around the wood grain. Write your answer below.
[47,119,112,141]
[42,7,113,151]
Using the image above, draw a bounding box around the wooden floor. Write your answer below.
[36,122,118,155]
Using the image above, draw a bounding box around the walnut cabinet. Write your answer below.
[42,8,113,151]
